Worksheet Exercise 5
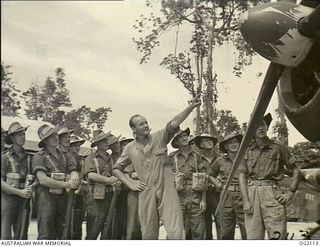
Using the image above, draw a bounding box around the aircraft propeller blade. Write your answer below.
[215,62,285,216]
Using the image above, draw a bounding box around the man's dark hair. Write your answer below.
[129,114,142,128]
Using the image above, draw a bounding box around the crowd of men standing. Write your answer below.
[1,94,301,240]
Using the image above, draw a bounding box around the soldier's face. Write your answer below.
[96,138,109,151]
[10,130,26,146]
[45,133,59,147]
[255,121,268,139]
[70,143,81,154]
[110,142,121,153]
[59,133,71,147]
[176,132,189,147]
[200,138,214,149]
[225,138,240,153]
[132,116,151,137]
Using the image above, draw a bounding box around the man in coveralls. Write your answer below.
[239,113,300,239]
[113,93,201,239]
[210,133,247,239]
[1,122,32,239]
[169,127,206,239]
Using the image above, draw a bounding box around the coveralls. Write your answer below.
[124,164,142,240]
[200,154,221,239]
[1,147,31,240]
[169,149,206,240]
[210,155,247,239]
[238,138,295,239]
[84,149,114,240]
[113,122,185,240]
[32,148,77,240]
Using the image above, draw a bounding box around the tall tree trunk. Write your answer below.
[206,4,216,135]
[278,101,289,145]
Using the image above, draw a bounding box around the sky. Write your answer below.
[1,0,308,146]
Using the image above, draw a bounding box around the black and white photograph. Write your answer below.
[1,0,319,243]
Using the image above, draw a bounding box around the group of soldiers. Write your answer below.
[1,93,301,240]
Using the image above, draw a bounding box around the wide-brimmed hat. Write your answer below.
[1,127,7,134]
[119,137,134,145]
[188,135,196,144]
[5,122,30,145]
[70,134,85,146]
[171,128,190,149]
[91,130,111,148]
[108,134,121,146]
[57,127,74,136]
[38,124,59,148]
[219,133,243,153]
[194,133,218,149]
[263,113,273,128]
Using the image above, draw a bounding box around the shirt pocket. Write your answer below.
[247,157,257,170]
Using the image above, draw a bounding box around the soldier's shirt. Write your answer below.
[84,149,114,180]
[210,154,243,208]
[113,122,179,185]
[210,155,240,186]
[169,149,206,179]
[61,148,80,174]
[238,138,295,180]
[32,148,77,176]
[1,146,29,185]
[199,153,218,191]
[169,149,205,203]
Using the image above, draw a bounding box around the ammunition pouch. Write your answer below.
[49,172,66,195]
[93,183,106,199]
[6,172,21,188]
[192,173,208,191]
[173,172,184,191]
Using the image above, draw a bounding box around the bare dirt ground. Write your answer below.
[27,219,319,240]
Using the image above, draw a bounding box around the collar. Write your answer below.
[175,148,194,159]
[250,137,272,150]
[44,147,63,160]
[59,146,69,153]
[96,149,111,162]
[9,146,27,159]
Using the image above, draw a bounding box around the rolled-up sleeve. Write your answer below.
[113,145,130,172]
[84,155,96,176]
[1,154,9,181]
[65,152,77,173]
[238,154,248,174]
[158,121,180,146]
[32,153,48,175]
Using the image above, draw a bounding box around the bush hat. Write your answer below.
[108,134,121,146]
[91,130,111,148]
[70,134,85,146]
[194,133,218,149]
[263,113,273,128]
[119,137,134,144]
[5,122,29,145]
[57,127,74,136]
[38,124,59,148]
[219,133,243,153]
[171,128,190,149]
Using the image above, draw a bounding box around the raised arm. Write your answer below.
[170,93,201,129]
